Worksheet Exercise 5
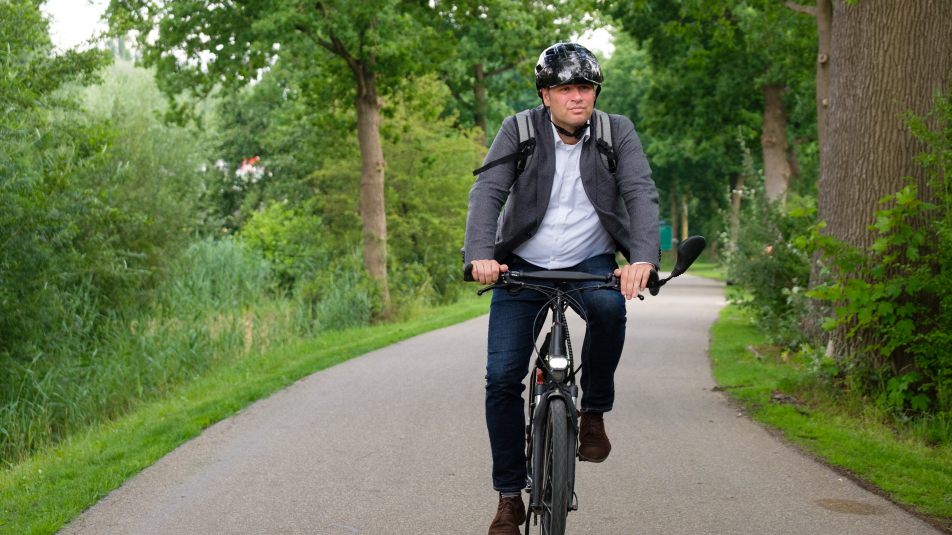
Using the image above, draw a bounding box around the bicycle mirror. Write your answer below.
[671,236,707,278]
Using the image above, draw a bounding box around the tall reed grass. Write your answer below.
[0,238,324,464]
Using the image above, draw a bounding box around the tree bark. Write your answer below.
[680,194,689,241]
[761,83,792,203]
[816,0,832,159]
[354,68,391,309]
[811,0,952,360]
[787,138,802,185]
[473,62,488,145]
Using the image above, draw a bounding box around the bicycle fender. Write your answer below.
[529,389,557,511]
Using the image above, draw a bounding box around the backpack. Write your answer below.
[472,109,617,178]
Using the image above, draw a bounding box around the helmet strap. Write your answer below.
[545,107,589,139]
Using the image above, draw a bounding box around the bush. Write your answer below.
[0,238,281,462]
[726,140,813,345]
[799,91,952,414]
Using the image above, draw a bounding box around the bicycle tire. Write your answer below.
[540,398,569,535]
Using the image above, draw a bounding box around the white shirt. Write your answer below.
[513,124,616,269]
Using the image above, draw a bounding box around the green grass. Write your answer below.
[0,295,491,535]
[710,305,952,529]
[658,250,727,281]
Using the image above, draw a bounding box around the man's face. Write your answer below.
[542,83,596,131]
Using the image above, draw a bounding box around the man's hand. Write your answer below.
[471,259,508,285]
[614,263,653,300]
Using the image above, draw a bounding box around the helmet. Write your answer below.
[535,43,603,99]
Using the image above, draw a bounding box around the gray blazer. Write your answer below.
[463,105,661,269]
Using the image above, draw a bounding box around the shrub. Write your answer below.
[726,138,813,346]
[798,91,952,414]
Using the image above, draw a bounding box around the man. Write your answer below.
[463,42,660,534]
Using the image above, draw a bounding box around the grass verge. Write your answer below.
[0,296,491,535]
[658,250,727,281]
[710,304,952,531]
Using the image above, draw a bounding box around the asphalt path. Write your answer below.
[62,274,939,535]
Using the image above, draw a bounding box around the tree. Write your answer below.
[779,0,831,166]
[812,0,952,359]
[106,0,447,308]
[607,0,817,255]
[435,0,584,143]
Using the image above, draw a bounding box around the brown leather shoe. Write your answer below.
[488,495,526,535]
[578,411,611,462]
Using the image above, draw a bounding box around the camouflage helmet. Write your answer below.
[535,43,603,99]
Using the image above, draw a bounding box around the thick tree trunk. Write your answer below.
[762,84,792,202]
[473,62,488,145]
[730,174,746,252]
[355,72,391,309]
[810,0,952,359]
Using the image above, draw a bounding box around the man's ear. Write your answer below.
[541,88,551,107]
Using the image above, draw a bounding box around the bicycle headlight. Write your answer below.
[549,356,568,370]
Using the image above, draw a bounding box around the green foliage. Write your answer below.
[105,0,449,123]
[726,136,813,344]
[607,0,818,245]
[434,0,584,136]
[796,91,952,413]
[222,73,481,309]
[240,201,329,289]
[0,238,279,462]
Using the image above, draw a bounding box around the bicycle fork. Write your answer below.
[526,379,580,516]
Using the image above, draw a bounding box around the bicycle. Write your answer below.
[464,236,707,535]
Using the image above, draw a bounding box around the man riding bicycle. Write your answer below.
[463,43,661,534]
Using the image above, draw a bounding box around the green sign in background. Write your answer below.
[659,223,673,251]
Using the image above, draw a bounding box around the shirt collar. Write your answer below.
[550,122,590,149]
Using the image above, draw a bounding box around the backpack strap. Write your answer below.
[592,109,616,175]
[472,110,536,177]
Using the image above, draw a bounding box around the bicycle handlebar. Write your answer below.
[463,262,662,294]
[464,263,614,283]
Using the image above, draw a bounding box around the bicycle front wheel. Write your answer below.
[540,397,570,535]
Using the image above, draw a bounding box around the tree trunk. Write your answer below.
[473,62,488,145]
[355,70,391,309]
[787,139,801,185]
[680,194,689,241]
[762,83,792,202]
[730,174,746,252]
[816,0,832,158]
[669,191,679,266]
[670,191,679,242]
[810,0,952,359]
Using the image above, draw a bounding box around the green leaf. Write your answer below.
[910,393,930,412]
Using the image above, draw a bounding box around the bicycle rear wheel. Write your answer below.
[540,398,569,535]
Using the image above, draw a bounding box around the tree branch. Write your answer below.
[440,72,472,111]
[486,63,517,78]
[780,0,817,17]
[293,24,335,53]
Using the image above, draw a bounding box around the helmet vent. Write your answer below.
[545,49,556,56]
[564,44,576,51]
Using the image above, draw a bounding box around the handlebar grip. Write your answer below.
[463,263,475,282]
[647,268,660,296]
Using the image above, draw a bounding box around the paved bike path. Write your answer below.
[62,275,938,534]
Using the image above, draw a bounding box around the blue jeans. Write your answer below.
[485,254,627,492]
